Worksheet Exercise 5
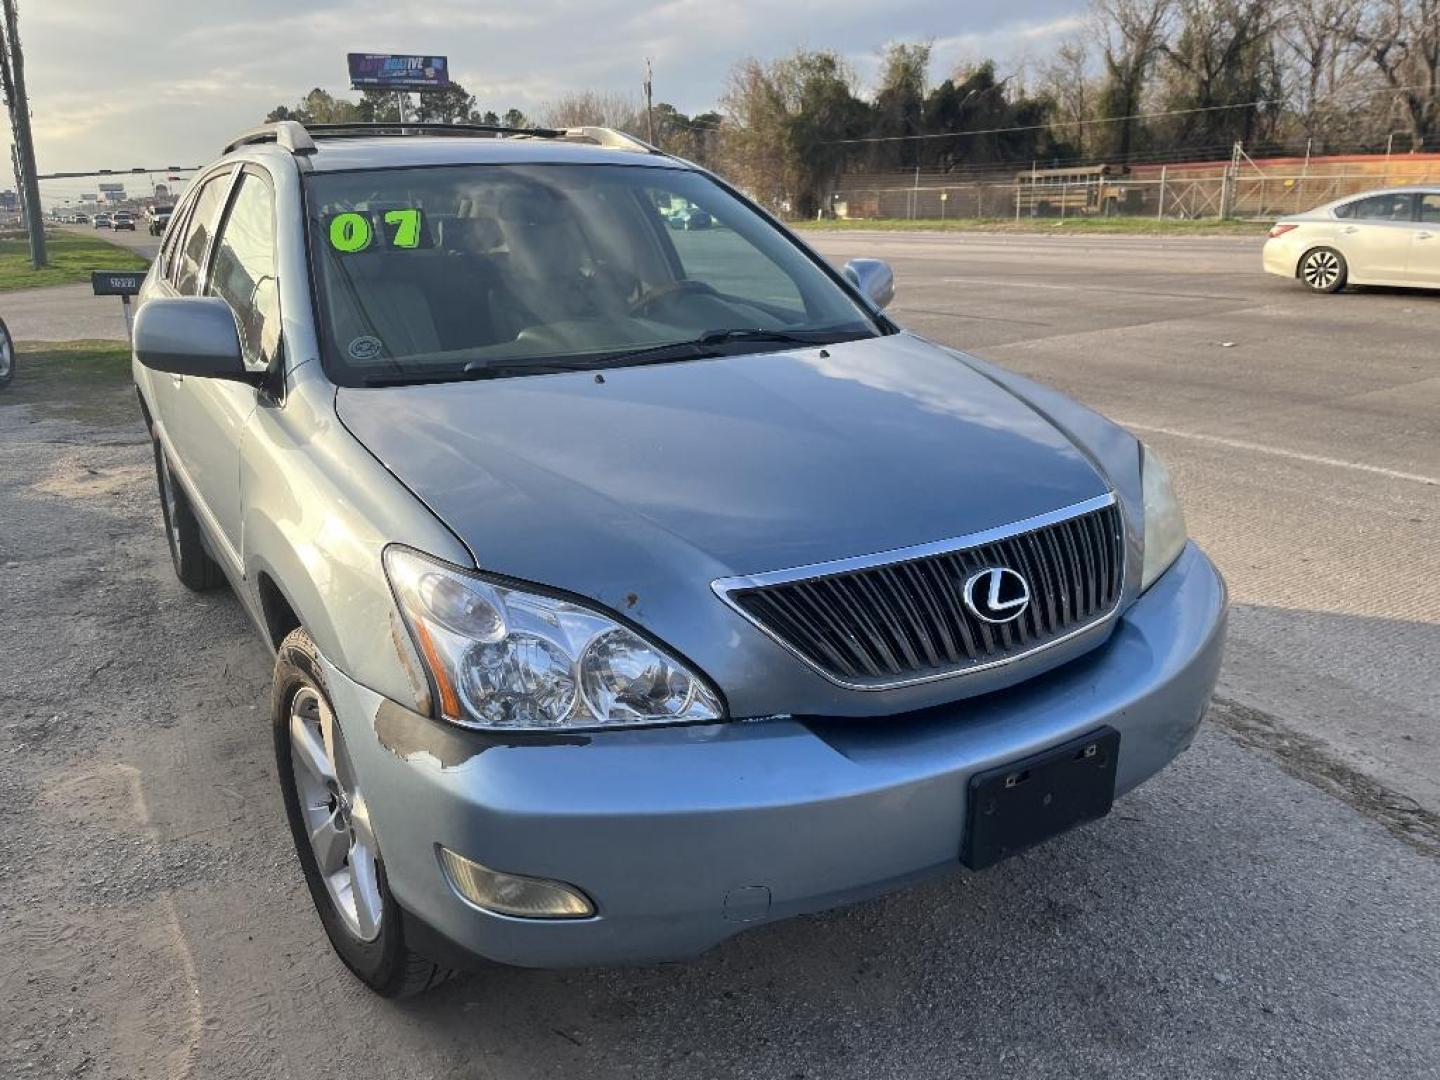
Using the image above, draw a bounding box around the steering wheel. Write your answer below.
[629,278,719,316]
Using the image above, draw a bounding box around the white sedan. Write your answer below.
[1263,186,1440,293]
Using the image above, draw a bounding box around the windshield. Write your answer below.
[304,163,880,385]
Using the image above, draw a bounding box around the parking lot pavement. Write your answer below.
[0,232,1437,1078]
[807,231,1440,825]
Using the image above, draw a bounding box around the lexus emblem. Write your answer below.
[963,567,1031,624]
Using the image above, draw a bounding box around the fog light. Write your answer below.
[438,846,594,919]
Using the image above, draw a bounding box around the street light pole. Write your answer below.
[0,0,46,268]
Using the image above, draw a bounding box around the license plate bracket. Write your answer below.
[962,727,1120,870]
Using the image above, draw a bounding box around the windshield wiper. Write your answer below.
[356,329,859,387]
[590,327,841,369]
[359,362,582,387]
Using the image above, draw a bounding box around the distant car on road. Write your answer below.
[147,205,173,236]
[113,211,137,232]
[1264,186,1440,293]
[668,204,713,230]
[93,213,113,229]
[73,213,89,224]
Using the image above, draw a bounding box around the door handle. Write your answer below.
[169,374,183,384]
[1341,225,1360,234]
[1417,231,1435,240]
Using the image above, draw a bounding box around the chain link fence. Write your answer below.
[829,165,1440,223]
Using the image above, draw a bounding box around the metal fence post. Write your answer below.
[1157,166,1166,219]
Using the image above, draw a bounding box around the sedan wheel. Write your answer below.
[289,685,384,942]
[1299,247,1347,293]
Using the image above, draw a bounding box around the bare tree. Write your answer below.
[1092,0,1174,160]
[539,90,644,134]
[1038,40,1096,156]
[1158,0,1285,149]
[1276,0,1372,147]
[1335,0,1440,148]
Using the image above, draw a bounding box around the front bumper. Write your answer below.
[321,541,1226,969]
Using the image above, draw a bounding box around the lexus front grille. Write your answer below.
[715,495,1125,688]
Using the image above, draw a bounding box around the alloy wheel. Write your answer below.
[1302,250,1341,290]
[289,686,383,941]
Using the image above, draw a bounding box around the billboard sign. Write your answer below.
[98,182,125,192]
[347,53,449,90]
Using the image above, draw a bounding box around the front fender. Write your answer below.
[240,363,471,712]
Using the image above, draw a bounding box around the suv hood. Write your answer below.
[337,333,1109,588]
[337,332,1113,714]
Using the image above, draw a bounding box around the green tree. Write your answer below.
[414,82,479,124]
[720,50,868,215]
[356,89,403,122]
[870,41,932,169]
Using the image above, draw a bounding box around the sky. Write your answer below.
[19,0,1086,205]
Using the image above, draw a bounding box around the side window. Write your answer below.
[173,173,232,295]
[207,173,279,369]
[1341,193,1414,222]
[1419,194,1440,224]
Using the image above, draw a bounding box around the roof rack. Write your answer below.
[220,120,660,157]
[223,120,317,156]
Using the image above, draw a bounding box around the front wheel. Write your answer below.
[1299,247,1347,293]
[272,628,453,998]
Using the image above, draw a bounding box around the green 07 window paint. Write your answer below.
[329,212,373,252]
[384,208,422,248]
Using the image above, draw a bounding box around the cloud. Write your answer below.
[21,0,1084,188]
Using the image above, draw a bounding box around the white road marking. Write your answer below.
[1123,422,1438,487]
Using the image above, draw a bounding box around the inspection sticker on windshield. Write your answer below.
[347,335,385,361]
[325,208,431,253]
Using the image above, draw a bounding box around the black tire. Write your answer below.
[272,628,454,998]
[151,439,226,591]
[1298,246,1347,293]
[0,317,14,389]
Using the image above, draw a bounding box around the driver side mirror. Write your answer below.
[134,296,260,385]
[843,258,895,311]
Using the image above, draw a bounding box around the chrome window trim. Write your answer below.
[711,492,1124,691]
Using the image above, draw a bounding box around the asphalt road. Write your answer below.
[0,230,1437,1079]
[1,226,158,340]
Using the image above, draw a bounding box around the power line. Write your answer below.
[827,98,1288,145]
[821,83,1440,146]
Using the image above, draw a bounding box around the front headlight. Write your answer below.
[384,546,724,731]
[1140,444,1188,591]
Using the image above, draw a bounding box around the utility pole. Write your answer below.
[0,0,45,268]
[643,58,655,145]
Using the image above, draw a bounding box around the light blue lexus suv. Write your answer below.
[130,120,1226,996]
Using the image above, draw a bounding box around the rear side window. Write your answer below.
[173,172,233,295]
[207,172,280,369]
[1420,194,1440,224]
[1335,193,1414,221]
